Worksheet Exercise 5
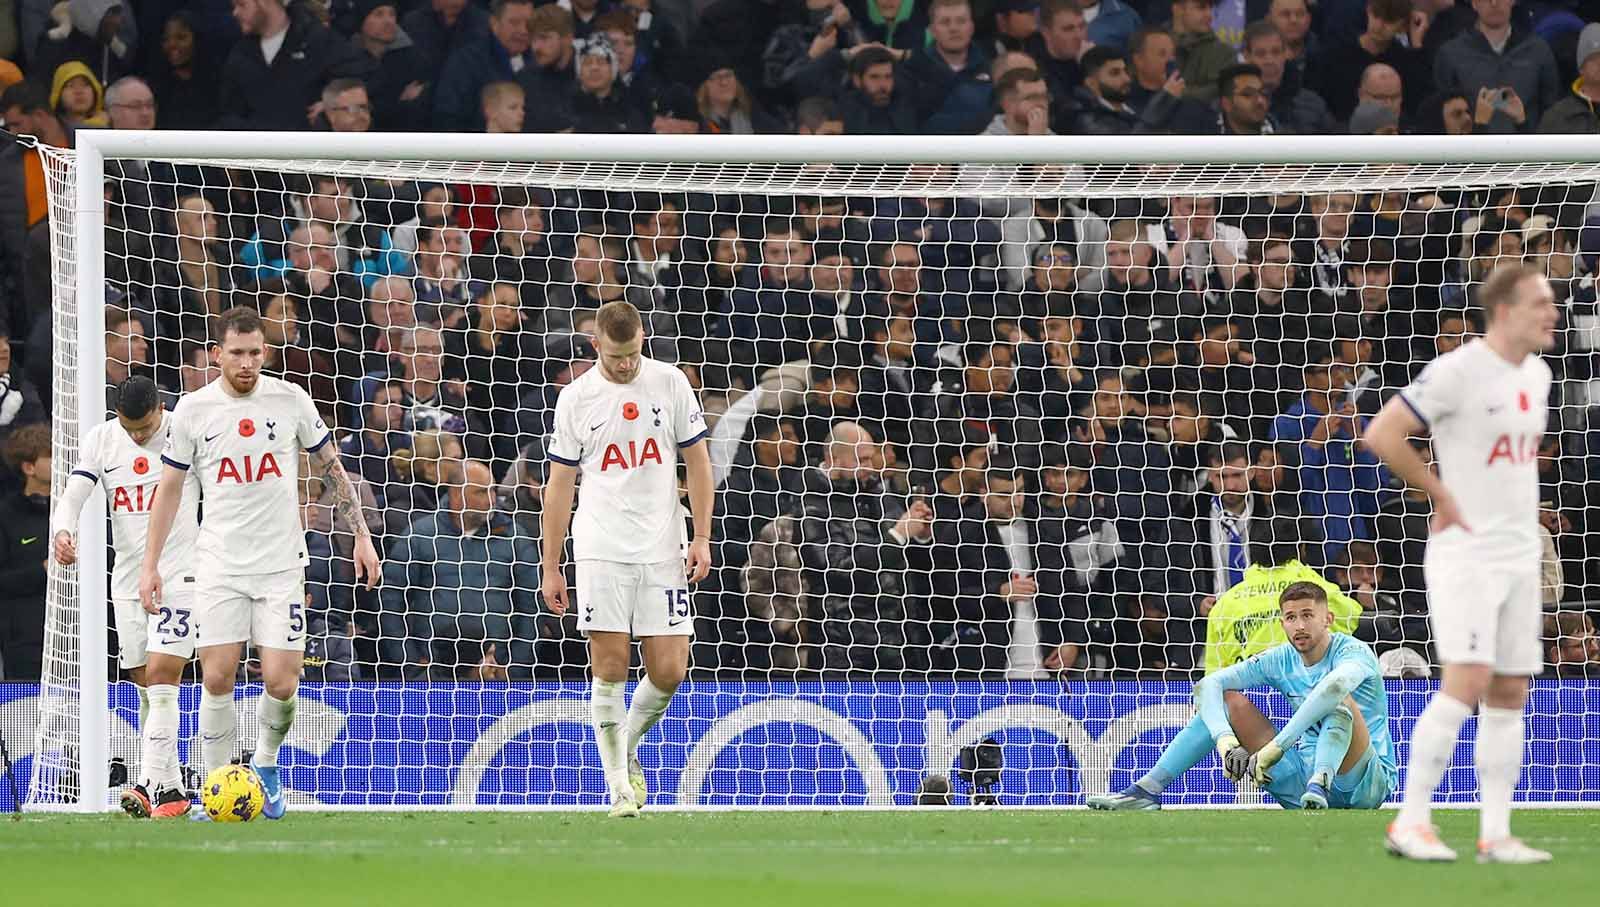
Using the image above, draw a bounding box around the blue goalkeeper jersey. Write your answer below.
[1199,633,1396,774]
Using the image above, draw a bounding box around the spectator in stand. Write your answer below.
[854,0,929,53]
[1216,63,1277,135]
[403,0,491,87]
[695,59,782,134]
[481,80,524,133]
[1080,0,1142,52]
[380,458,540,680]
[567,33,649,133]
[1314,0,1425,122]
[321,78,373,133]
[983,67,1053,138]
[1033,444,1133,676]
[241,173,407,286]
[929,462,1035,673]
[411,223,477,317]
[218,0,371,130]
[1242,21,1335,135]
[904,0,994,135]
[144,12,220,130]
[762,0,867,108]
[469,186,554,303]
[151,194,234,344]
[991,0,1040,54]
[794,95,845,134]
[718,414,804,575]
[1,81,67,248]
[917,339,1048,471]
[1303,191,1357,304]
[564,0,612,38]
[391,427,464,518]
[49,61,107,128]
[794,420,933,672]
[1271,344,1388,559]
[1432,0,1560,134]
[731,217,823,369]
[256,281,341,418]
[340,377,411,518]
[448,281,542,465]
[0,422,49,680]
[836,44,917,135]
[1355,63,1405,124]
[1169,0,1231,103]
[1267,0,1315,80]
[1540,24,1600,134]
[349,0,431,132]
[0,330,43,444]
[177,339,219,394]
[30,0,136,87]
[1544,612,1600,677]
[599,9,661,106]
[434,0,535,132]
[1125,26,1201,128]
[1024,1,1089,128]
[103,306,148,406]
[517,1,576,127]
[1348,100,1400,134]
[787,347,869,456]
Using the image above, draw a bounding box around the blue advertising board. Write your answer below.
[2,681,1597,809]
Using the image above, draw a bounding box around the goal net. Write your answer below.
[22,133,1600,810]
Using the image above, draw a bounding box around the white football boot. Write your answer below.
[1476,838,1552,864]
[1385,822,1458,862]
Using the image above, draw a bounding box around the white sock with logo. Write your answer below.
[254,694,297,768]
[199,690,237,776]
[141,685,182,790]
[625,677,675,756]
[1395,693,1472,828]
[591,679,628,796]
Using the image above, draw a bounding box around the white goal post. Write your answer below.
[23,131,1600,811]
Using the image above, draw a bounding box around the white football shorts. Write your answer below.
[192,567,308,652]
[1423,556,1543,675]
[576,558,694,638]
[114,583,197,669]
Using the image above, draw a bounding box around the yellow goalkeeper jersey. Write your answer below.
[1202,560,1364,674]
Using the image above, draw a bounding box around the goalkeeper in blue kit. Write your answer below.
[1088,581,1397,810]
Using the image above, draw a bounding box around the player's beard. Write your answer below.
[225,369,259,395]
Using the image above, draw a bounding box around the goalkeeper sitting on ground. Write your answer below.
[1089,581,1397,811]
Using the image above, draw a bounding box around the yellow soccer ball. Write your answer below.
[202,765,264,823]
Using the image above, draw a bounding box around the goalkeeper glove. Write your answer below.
[1216,734,1249,781]
[1247,741,1284,785]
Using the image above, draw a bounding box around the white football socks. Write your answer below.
[254,693,297,768]
[199,690,237,776]
[591,679,628,795]
[625,677,674,756]
[135,684,151,787]
[1476,706,1524,843]
[140,684,181,790]
[1395,693,1472,828]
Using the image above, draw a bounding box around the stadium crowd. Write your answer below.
[1,0,1599,683]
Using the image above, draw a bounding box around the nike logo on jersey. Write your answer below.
[104,465,122,473]
[286,635,303,643]
[203,432,222,443]
[20,537,38,545]
[667,617,688,627]
[1486,405,1504,414]
[590,421,606,432]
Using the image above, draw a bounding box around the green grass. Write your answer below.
[6,809,1594,905]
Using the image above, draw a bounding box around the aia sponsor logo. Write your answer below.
[600,439,663,471]
[1486,434,1539,466]
[216,453,283,484]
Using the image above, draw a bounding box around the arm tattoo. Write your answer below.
[314,448,371,540]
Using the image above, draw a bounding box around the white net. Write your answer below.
[28,140,1600,808]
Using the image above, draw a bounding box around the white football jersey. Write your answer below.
[1399,339,1550,565]
[74,414,202,599]
[162,375,330,575]
[549,357,707,563]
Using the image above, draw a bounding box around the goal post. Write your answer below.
[23,131,1600,811]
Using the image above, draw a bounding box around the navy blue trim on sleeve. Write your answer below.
[547,451,580,466]
[1397,393,1430,429]
[159,455,190,471]
[677,429,709,449]
[304,431,334,454]
[70,469,98,482]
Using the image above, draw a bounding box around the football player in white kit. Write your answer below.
[541,300,714,818]
[51,376,202,818]
[1364,264,1557,864]
[139,307,380,819]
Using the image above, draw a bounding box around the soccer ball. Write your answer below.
[202,765,265,822]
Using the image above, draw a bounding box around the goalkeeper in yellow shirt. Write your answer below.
[1203,532,1364,674]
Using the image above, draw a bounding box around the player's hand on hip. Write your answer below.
[541,569,569,616]
[1247,740,1284,785]
[52,530,77,566]
[352,535,382,589]
[1216,734,1249,781]
[686,537,712,584]
[1430,491,1472,534]
[139,569,162,615]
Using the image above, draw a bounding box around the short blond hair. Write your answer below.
[595,299,643,343]
[481,81,523,108]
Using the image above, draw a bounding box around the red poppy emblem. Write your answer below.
[132,456,149,475]
[1518,391,1530,412]
[623,402,639,421]
[239,419,256,437]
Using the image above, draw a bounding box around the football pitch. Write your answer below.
[7,809,1593,904]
